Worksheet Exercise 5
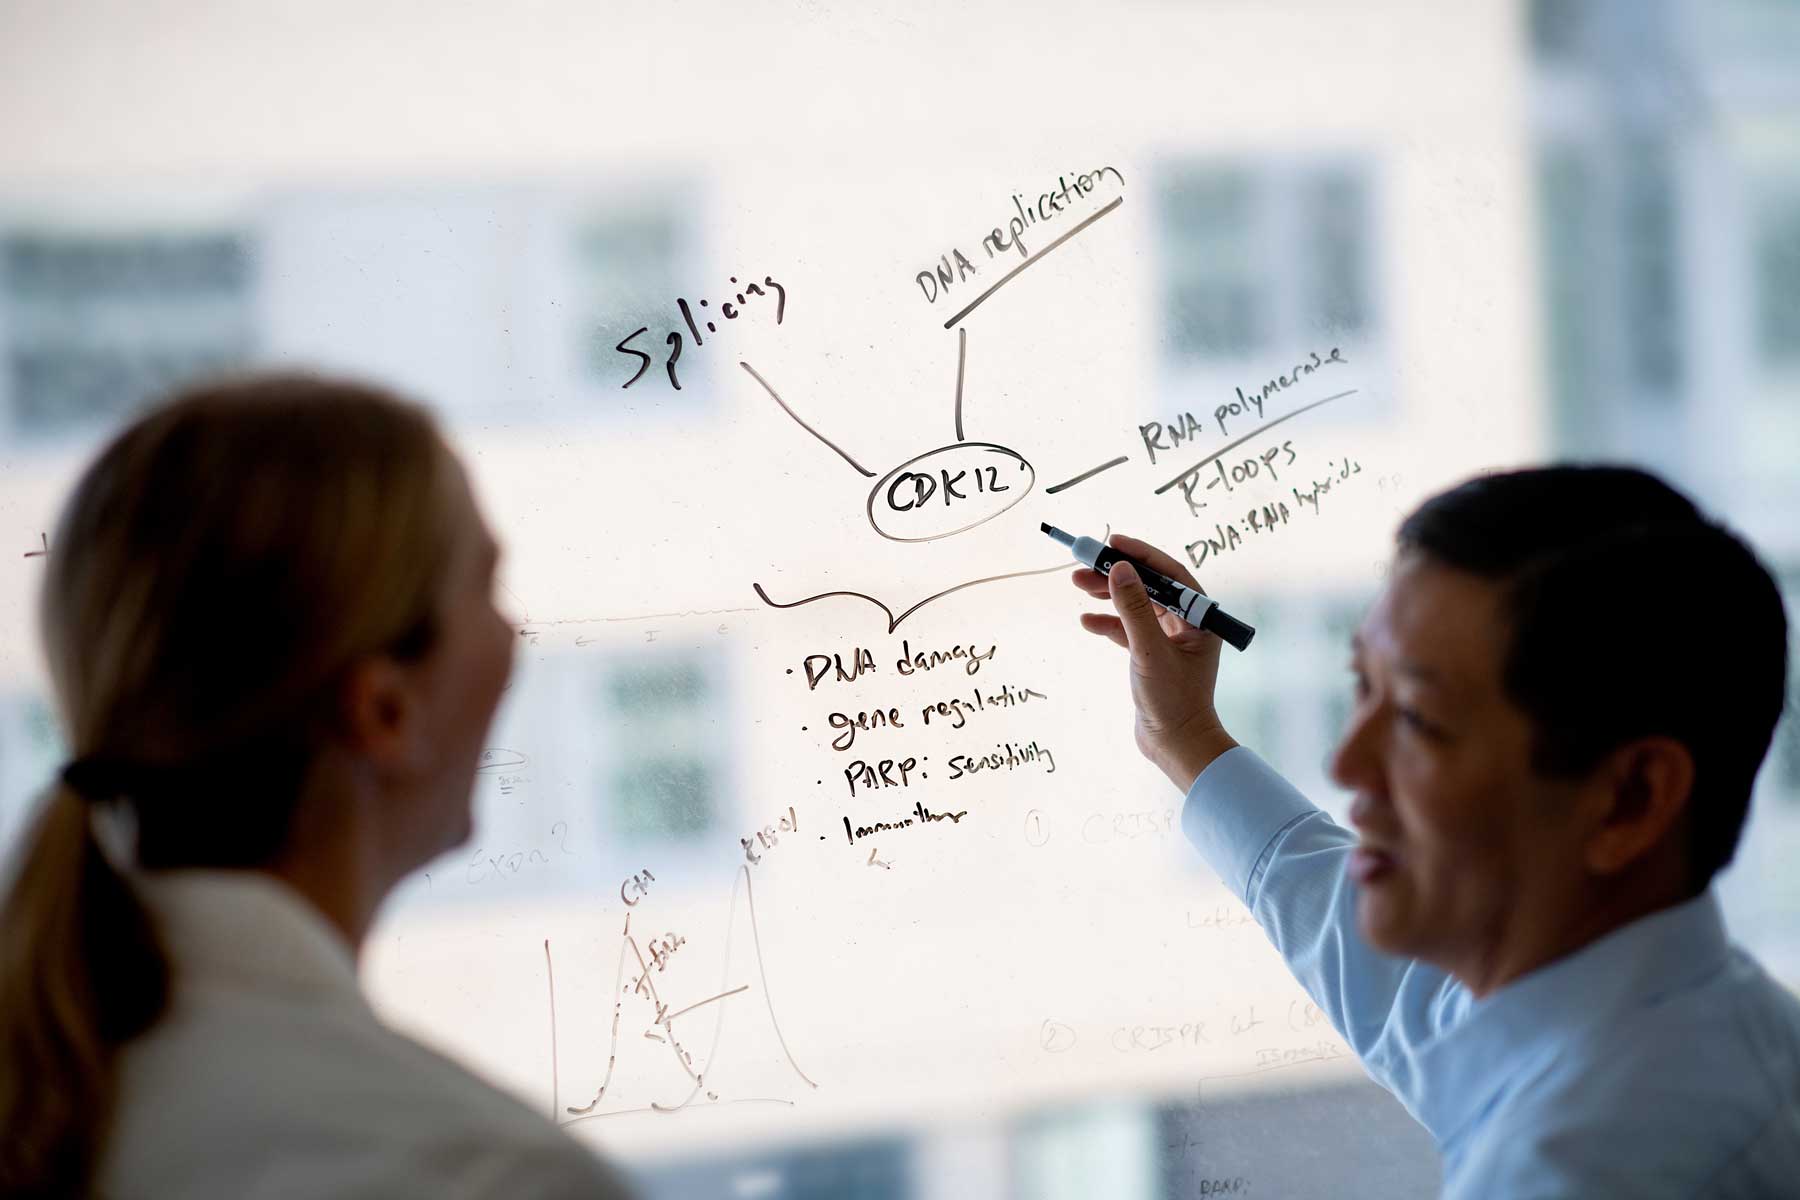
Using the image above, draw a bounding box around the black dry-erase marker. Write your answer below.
[1043,524,1256,651]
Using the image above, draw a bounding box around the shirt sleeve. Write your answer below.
[1181,744,1459,1111]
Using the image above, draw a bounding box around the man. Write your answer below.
[1072,465,1800,1197]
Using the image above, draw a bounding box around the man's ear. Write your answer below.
[335,655,421,769]
[1583,736,1695,877]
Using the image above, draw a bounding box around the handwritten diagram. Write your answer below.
[739,180,1369,633]
[743,317,1125,632]
[544,863,817,1125]
[740,328,1081,632]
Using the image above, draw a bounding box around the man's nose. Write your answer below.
[1327,739,1353,791]
[1328,710,1378,792]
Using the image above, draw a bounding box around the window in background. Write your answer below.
[1157,1080,1440,1198]
[1159,168,1264,359]
[1212,590,1367,811]
[254,187,702,423]
[1014,1102,1158,1200]
[634,1137,910,1200]
[392,641,736,909]
[1302,167,1374,344]
[1537,143,1600,452]
[600,653,722,842]
[575,208,706,397]
[1207,591,1277,766]
[0,693,64,858]
[1158,160,1378,365]
[1717,0,1800,59]
[0,231,254,442]
[1619,137,1687,400]
[1727,152,1800,505]
[1155,157,1386,430]
[1532,131,1691,456]
[1753,178,1800,366]
[1528,0,1588,61]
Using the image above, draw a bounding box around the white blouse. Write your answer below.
[97,869,632,1200]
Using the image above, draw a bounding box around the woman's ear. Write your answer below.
[1582,736,1695,878]
[334,655,423,771]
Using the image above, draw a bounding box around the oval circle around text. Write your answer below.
[866,442,1035,543]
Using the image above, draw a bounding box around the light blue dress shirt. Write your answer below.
[1183,744,1800,1198]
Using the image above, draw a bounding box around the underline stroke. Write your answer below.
[1153,389,1359,495]
[1044,455,1130,494]
[941,197,1125,328]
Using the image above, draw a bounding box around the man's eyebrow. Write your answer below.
[1349,631,1447,689]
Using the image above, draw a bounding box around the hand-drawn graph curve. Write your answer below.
[742,197,1134,632]
[545,864,817,1125]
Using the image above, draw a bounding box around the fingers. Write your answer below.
[1070,539,1202,598]
[1070,567,1110,598]
[1108,561,1170,667]
[1078,612,1128,649]
[1072,538,1205,655]
[1107,533,1204,595]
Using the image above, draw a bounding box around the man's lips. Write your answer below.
[1349,845,1398,883]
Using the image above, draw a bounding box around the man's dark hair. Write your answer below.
[1396,464,1789,891]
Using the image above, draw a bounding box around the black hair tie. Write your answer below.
[61,757,148,801]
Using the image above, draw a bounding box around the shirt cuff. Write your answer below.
[1180,744,1321,905]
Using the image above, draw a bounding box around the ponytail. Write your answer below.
[0,783,169,1197]
[4,370,457,1192]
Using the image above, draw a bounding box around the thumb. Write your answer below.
[1108,561,1166,668]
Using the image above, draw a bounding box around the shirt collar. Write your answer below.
[1409,888,1732,1149]
[129,868,363,1004]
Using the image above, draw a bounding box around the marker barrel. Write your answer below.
[1058,531,1256,651]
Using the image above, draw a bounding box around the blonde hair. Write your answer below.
[0,371,459,1196]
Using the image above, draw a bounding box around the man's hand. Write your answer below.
[1071,533,1238,790]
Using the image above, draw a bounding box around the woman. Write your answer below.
[0,373,632,1198]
